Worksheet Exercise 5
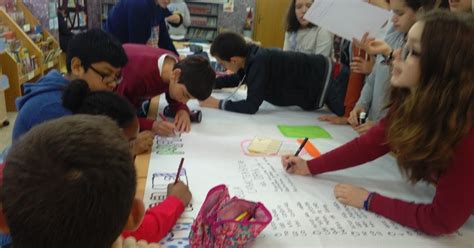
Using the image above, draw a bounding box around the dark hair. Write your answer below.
[387,10,474,183]
[437,0,450,9]
[2,115,136,248]
[286,0,315,32]
[403,0,423,10]
[66,29,128,73]
[210,32,248,62]
[404,0,440,11]
[62,79,136,128]
[174,56,216,100]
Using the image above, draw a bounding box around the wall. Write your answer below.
[217,0,255,34]
[87,0,101,29]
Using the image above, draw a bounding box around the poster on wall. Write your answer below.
[224,0,234,12]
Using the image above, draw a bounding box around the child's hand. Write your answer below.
[166,13,181,24]
[353,33,391,57]
[174,110,191,133]
[167,181,192,206]
[281,155,311,176]
[334,184,370,209]
[318,115,349,125]
[352,121,375,135]
[350,56,375,75]
[152,120,176,137]
[133,131,155,155]
[199,96,220,109]
[348,106,365,126]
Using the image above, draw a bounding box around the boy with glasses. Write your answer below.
[12,29,128,141]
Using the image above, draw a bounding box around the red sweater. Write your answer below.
[117,44,189,130]
[308,118,474,235]
[122,196,185,243]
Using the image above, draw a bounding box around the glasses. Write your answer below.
[401,45,421,61]
[89,65,123,86]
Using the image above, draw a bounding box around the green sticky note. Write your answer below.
[278,125,332,139]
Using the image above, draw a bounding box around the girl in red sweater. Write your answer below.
[282,10,474,236]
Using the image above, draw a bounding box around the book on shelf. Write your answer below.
[188,3,218,16]
[190,16,217,28]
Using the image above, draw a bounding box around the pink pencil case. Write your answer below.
[189,184,272,248]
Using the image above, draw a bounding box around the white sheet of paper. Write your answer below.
[144,92,474,247]
[303,0,392,41]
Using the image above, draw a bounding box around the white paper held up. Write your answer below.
[303,0,392,41]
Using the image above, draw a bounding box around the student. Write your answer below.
[347,0,423,135]
[200,32,347,115]
[283,0,333,57]
[319,0,389,124]
[62,81,192,243]
[116,44,215,136]
[2,115,139,247]
[282,10,474,236]
[62,79,153,155]
[105,0,181,55]
[12,29,128,141]
[167,0,191,41]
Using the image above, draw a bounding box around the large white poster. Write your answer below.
[144,94,474,247]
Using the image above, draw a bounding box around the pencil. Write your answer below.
[294,137,309,156]
[287,137,309,171]
[174,158,185,185]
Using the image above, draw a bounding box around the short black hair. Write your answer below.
[62,79,136,128]
[174,56,216,100]
[66,29,128,73]
[210,32,248,62]
[286,0,315,32]
[2,115,136,248]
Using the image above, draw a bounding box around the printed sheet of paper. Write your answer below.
[143,93,474,247]
[303,0,392,41]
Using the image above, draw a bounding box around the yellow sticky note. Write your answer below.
[247,137,282,154]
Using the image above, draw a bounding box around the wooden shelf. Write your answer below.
[0,1,61,111]
[0,61,8,126]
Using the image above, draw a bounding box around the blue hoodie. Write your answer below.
[104,0,178,55]
[12,70,71,141]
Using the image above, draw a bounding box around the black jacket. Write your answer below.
[216,44,332,114]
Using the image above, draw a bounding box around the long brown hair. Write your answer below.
[286,0,315,32]
[386,10,474,183]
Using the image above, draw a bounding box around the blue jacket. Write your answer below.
[12,70,71,141]
[104,0,178,55]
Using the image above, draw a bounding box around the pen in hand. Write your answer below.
[286,137,308,171]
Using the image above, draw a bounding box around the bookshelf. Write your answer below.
[185,1,219,42]
[17,1,61,72]
[0,61,9,127]
[59,0,88,33]
[0,2,61,111]
[0,9,42,111]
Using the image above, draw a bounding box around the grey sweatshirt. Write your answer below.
[167,0,191,40]
[355,26,405,122]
